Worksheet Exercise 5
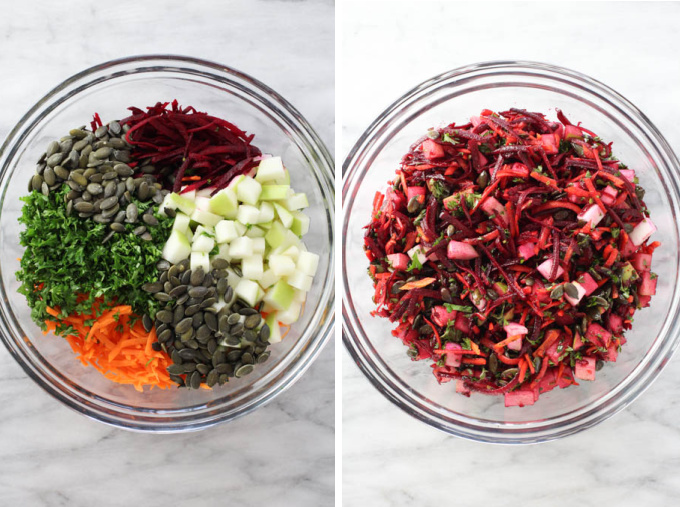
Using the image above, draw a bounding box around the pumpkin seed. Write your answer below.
[188,286,208,298]
[175,318,193,334]
[125,203,138,222]
[142,282,163,293]
[212,258,229,270]
[190,267,205,286]
[167,364,184,375]
[257,351,270,364]
[244,314,261,329]
[188,371,201,389]
[564,282,579,299]
[227,313,241,326]
[196,363,210,375]
[156,310,173,324]
[142,314,153,333]
[259,324,270,342]
[185,304,201,316]
[235,364,254,378]
[154,292,172,302]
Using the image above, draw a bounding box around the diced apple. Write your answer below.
[291,211,310,236]
[194,196,211,211]
[179,188,196,200]
[265,313,282,343]
[234,221,247,237]
[164,192,196,216]
[407,245,427,266]
[162,230,191,264]
[172,212,191,234]
[265,221,288,248]
[235,279,262,307]
[277,301,301,325]
[260,185,290,201]
[255,156,286,182]
[252,237,266,255]
[297,251,319,276]
[215,220,238,244]
[190,251,210,273]
[209,188,239,219]
[237,204,260,225]
[192,233,215,253]
[283,245,301,262]
[269,254,296,276]
[273,203,294,228]
[215,243,231,262]
[259,269,279,289]
[229,236,254,258]
[242,255,264,281]
[196,188,214,198]
[282,192,309,211]
[225,267,242,290]
[258,202,275,223]
[190,208,222,227]
[236,176,262,205]
[263,280,296,310]
[245,226,266,238]
[287,271,313,291]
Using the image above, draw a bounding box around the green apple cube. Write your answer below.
[259,269,278,289]
[293,288,307,303]
[215,220,238,244]
[166,192,197,216]
[235,279,262,307]
[255,156,286,182]
[273,203,294,228]
[194,224,214,236]
[277,300,301,325]
[236,204,260,225]
[234,221,247,236]
[258,202,275,223]
[229,236,253,258]
[283,245,301,261]
[280,230,303,251]
[258,221,274,230]
[190,251,210,273]
[296,251,319,277]
[180,188,196,201]
[252,237,266,254]
[291,211,310,236]
[263,280,295,310]
[209,188,238,219]
[236,176,262,205]
[215,243,231,262]
[265,313,282,343]
[172,212,191,234]
[185,227,194,242]
[195,196,211,212]
[259,185,290,201]
[407,245,427,265]
[282,193,309,211]
[162,230,191,264]
[192,233,215,253]
[225,267,242,290]
[245,226,266,238]
[287,270,313,292]
[274,168,291,186]
[227,174,245,190]
[265,221,287,249]
[196,188,214,198]
[190,208,222,227]
[268,254,296,277]
[242,255,264,280]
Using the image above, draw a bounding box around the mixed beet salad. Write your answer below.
[364,108,659,407]
[17,100,319,391]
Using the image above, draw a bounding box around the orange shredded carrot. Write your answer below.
[45,306,61,317]
[399,277,437,291]
[44,298,172,391]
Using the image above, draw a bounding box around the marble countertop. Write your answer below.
[0,1,334,506]
[342,2,680,506]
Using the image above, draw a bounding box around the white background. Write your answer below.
[342,2,680,506]
[0,1,334,506]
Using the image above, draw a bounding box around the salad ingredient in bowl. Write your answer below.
[364,108,658,407]
[17,100,319,392]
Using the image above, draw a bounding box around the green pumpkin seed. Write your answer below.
[256,351,270,364]
[167,364,184,375]
[142,282,163,293]
[125,203,138,222]
[154,292,172,302]
[156,310,173,324]
[175,317,193,334]
[196,363,210,375]
[244,314,261,329]
[235,364,254,378]
[190,267,205,286]
[212,258,229,270]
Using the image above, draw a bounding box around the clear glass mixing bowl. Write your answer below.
[0,55,335,432]
[342,61,680,443]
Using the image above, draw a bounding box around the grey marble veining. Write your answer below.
[0,1,334,506]
[342,2,680,506]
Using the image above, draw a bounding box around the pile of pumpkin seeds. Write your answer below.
[30,121,168,243]
[143,257,272,389]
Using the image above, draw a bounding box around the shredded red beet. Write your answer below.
[364,108,659,407]
[120,100,261,194]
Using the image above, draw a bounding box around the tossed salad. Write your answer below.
[364,108,658,407]
[17,101,319,391]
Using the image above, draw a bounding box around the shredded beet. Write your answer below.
[120,100,261,194]
[364,108,659,407]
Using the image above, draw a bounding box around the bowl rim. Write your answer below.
[0,54,335,432]
[342,60,680,444]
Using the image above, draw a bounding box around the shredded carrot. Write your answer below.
[45,306,61,317]
[44,299,172,391]
[399,277,437,291]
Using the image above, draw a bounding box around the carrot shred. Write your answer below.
[399,277,437,291]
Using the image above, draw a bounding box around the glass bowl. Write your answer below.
[0,55,335,432]
[342,61,680,444]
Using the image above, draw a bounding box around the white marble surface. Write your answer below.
[0,1,334,506]
[342,2,680,506]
